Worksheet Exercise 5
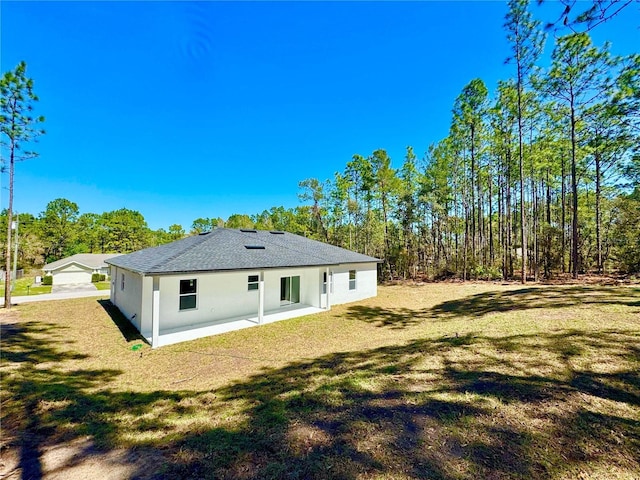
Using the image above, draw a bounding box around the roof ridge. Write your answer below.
[231,228,379,263]
[196,227,340,262]
[236,229,335,265]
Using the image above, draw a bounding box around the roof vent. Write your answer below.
[240,229,257,233]
[269,231,285,234]
[244,245,265,250]
[198,231,211,235]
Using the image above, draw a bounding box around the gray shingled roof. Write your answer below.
[44,253,122,270]
[106,228,380,275]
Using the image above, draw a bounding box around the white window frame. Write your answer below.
[121,273,125,291]
[179,278,198,311]
[349,270,356,290]
[248,274,259,291]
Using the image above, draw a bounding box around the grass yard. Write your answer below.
[94,281,111,290]
[0,276,52,296]
[1,283,639,479]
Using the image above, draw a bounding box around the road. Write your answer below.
[0,284,110,306]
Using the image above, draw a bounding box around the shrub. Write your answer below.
[99,274,106,281]
[470,265,502,281]
[42,275,53,286]
[91,273,101,283]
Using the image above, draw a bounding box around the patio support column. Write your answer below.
[258,271,265,324]
[152,276,160,348]
[326,267,331,311]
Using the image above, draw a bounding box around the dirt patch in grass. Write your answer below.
[0,436,164,480]
[1,283,639,479]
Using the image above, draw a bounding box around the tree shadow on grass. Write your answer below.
[348,286,640,329]
[97,299,147,343]
[1,319,115,480]
[3,313,639,479]
[430,285,640,320]
[346,305,428,329]
[154,329,640,479]
[1,318,180,479]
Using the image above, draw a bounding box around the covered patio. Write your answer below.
[149,304,324,347]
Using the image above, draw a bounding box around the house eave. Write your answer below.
[108,259,381,277]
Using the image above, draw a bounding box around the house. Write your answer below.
[43,253,120,284]
[106,228,380,347]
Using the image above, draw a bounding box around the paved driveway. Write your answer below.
[51,283,99,294]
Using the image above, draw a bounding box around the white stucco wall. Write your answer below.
[262,267,321,312]
[157,270,261,333]
[140,276,154,339]
[156,267,323,333]
[329,262,378,305]
[110,266,144,332]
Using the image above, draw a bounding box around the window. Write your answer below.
[322,272,327,294]
[121,273,125,291]
[280,276,300,305]
[179,279,197,310]
[248,275,259,291]
[349,270,356,290]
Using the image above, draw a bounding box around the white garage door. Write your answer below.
[54,269,93,284]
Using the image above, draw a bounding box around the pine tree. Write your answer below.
[545,33,613,278]
[1,61,45,308]
[505,0,545,283]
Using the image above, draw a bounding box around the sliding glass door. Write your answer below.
[280,276,300,305]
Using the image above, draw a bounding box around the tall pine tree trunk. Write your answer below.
[517,75,527,284]
[533,179,539,281]
[561,152,567,273]
[570,100,579,279]
[471,131,477,266]
[4,144,15,309]
[489,168,494,266]
[595,149,603,274]
[545,168,552,279]
[506,155,514,278]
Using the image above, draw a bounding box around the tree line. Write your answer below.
[247,1,640,281]
[300,1,640,281]
[2,0,639,284]
[0,199,346,268]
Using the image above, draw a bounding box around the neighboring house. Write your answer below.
[43,253,120,284]
[106,228,380,348]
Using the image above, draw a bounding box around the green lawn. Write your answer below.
[1,282,639,479]
[94,281,111,290]
[0,276,51,296]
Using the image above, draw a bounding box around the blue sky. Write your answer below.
[1,1,638,230]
